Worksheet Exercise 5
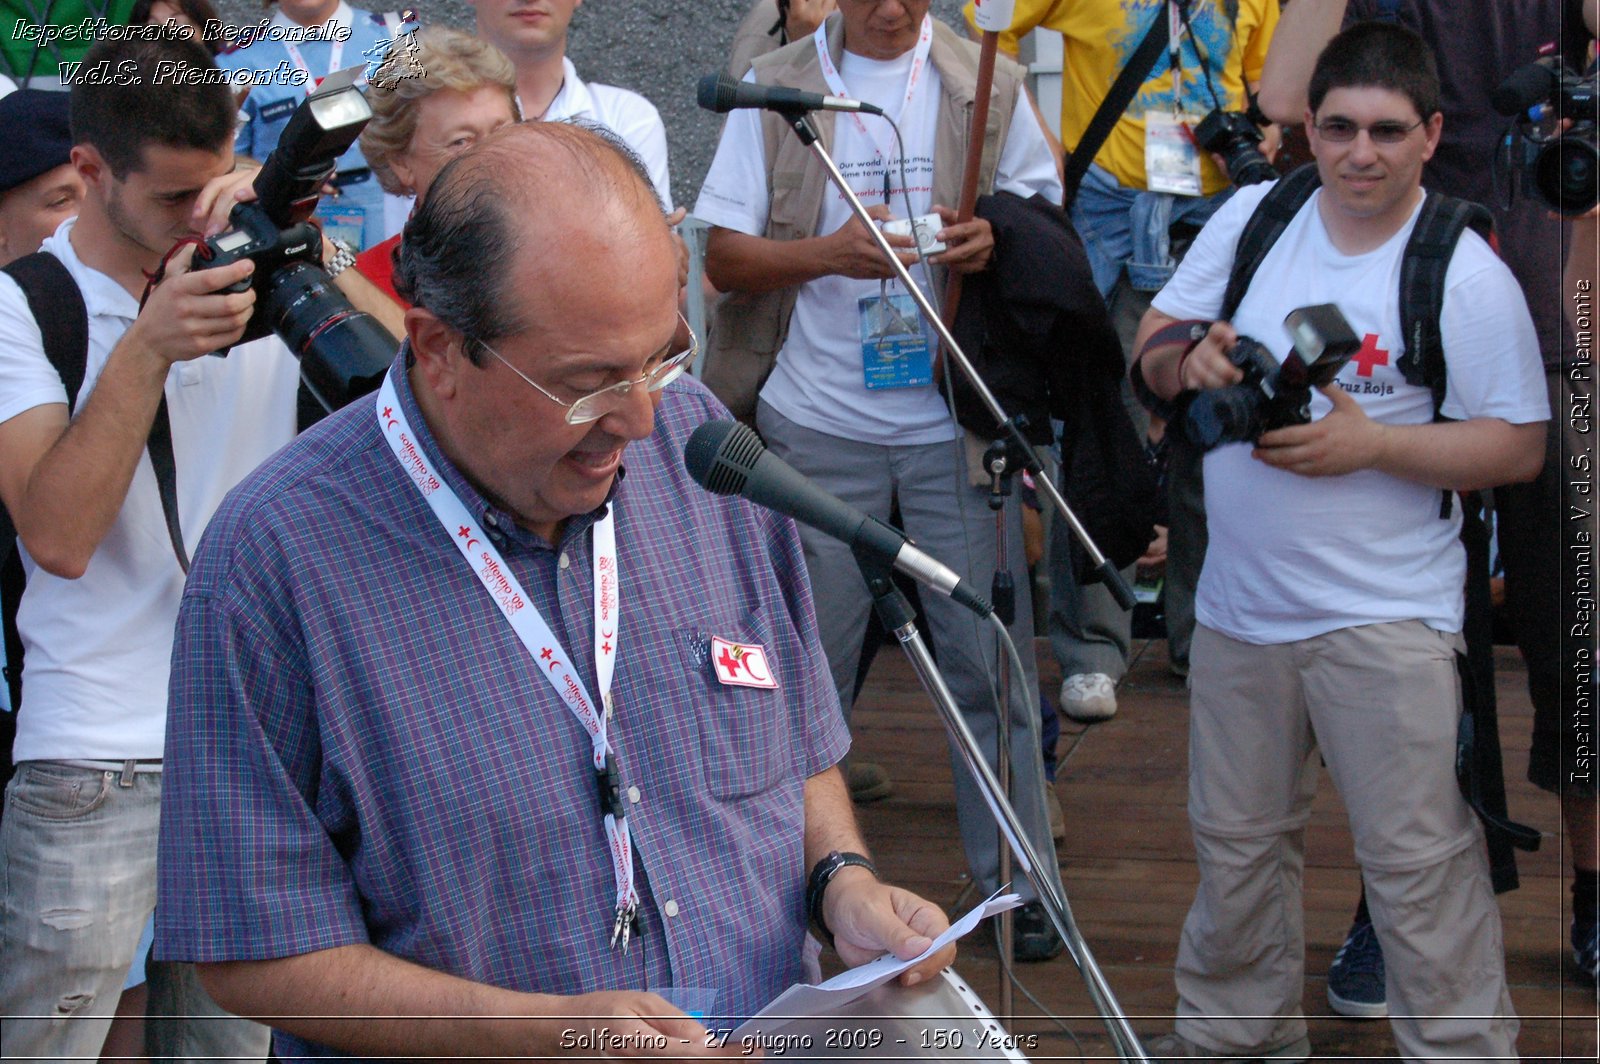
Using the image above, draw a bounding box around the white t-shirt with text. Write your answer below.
[695,50,1059,445]
[1152,181,1548,644]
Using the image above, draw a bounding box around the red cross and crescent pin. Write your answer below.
[711,636,779,690]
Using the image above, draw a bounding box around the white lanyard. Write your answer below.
[1168,1,1185,113]
[284,35,347,95]
[375,374,640,948]
[813,15,934,182]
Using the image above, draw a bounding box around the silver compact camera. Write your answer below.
[882,213,947,255]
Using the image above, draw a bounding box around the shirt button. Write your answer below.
[483,513,499,528]
[627,785,641,804]
[663,899,680,918]
[558,552,571,570]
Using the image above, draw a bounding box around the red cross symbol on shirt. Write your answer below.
[717,645,744,676]
[457,526,471,539]
[540,647,554,661]
[1352,333,1389,378]
[382,406,393,419]
[602,641,612,655]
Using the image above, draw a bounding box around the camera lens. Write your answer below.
[1186,387,1263,450]
[261,262,395,410]
[1534,136,1599,216]
[1225,148,1279,187]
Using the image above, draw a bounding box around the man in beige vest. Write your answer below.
[694,0,1067,962]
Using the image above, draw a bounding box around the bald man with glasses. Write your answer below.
[153,121,954,1064]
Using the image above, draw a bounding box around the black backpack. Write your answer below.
[1221,165,1540,883]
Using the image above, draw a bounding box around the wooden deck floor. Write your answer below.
[846,638,1599,1062]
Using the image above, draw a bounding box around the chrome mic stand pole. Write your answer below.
[777,110,1147,1062]
[778,112,1136,610]
[984,440,1016,1025]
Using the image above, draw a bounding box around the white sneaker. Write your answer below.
[1059,672,1117,722]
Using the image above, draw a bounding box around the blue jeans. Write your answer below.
[0,762,269,1061]
[1070,162,1233,297]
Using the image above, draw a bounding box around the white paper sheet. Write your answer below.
[733,889,1022,1037]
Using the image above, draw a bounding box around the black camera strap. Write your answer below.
[146,395,189,573]
[1063,3,1170,208]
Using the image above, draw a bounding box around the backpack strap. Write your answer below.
[1395,191,1493,518]
[1395,192,1495,418]
[1220,163,1322,322]
[3,253,89,413]
[0,253,90,715]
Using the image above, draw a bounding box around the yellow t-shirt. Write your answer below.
[965,0,1279,195]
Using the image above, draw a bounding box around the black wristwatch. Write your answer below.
[805,850,876,948]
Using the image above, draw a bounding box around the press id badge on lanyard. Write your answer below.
[859,284,932,390]
[1145,112,1203,195]
[1144,1,1203,196]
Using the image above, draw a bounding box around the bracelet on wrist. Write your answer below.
[323,237,358,279]
[805,850,876,948]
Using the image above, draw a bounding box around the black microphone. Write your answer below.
[696,72,884,116]
[1491,57,1560,117]
[684,420,992,618]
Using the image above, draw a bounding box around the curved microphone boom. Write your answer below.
[696,72,884,116]
[684,420,993,618]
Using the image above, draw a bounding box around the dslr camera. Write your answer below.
[1492,56,1599,216]
[194,66,395,411]
[1195,107,1278,187]
[1185,303,1362,450]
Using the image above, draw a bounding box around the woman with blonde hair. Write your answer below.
[355,26,521,303]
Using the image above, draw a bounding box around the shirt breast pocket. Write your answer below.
[671,606,794,800]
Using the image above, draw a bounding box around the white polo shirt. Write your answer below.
[537,57,675,211]
[0,218,301,760]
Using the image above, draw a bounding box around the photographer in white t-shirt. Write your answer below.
[1132,21,1546,1063]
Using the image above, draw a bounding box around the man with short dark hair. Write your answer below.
[695,0,1068,962]
[1134,21,1546,1061]
[154,120,954,1062]
[0,30,294,1061]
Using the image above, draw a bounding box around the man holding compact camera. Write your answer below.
[1132,21,1547,1062]
[0,30,297,1060]
[696,0,1067,960]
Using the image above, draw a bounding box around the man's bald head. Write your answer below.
[394,120,669,362]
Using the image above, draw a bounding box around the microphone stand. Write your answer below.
[777,111,1147,1062]
[983,437,1019,1026]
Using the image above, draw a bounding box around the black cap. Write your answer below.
[0,89,73,197]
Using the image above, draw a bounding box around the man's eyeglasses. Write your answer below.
[1313,118,1425,144]
[475,313,699,425]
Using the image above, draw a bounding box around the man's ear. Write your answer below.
[1420,111,1444,164]
[407,307,468,399]
[71,144,107,190]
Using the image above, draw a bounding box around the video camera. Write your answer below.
[1195,107,1278,187]
[1186,304,1362,450]
[1492,56,1599,217]
[193,66,394,411]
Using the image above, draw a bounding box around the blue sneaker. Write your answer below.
[1327,918,1387,1019]
[1573,915,1598,986]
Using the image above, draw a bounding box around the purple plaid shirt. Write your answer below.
[156,357,849,1059]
